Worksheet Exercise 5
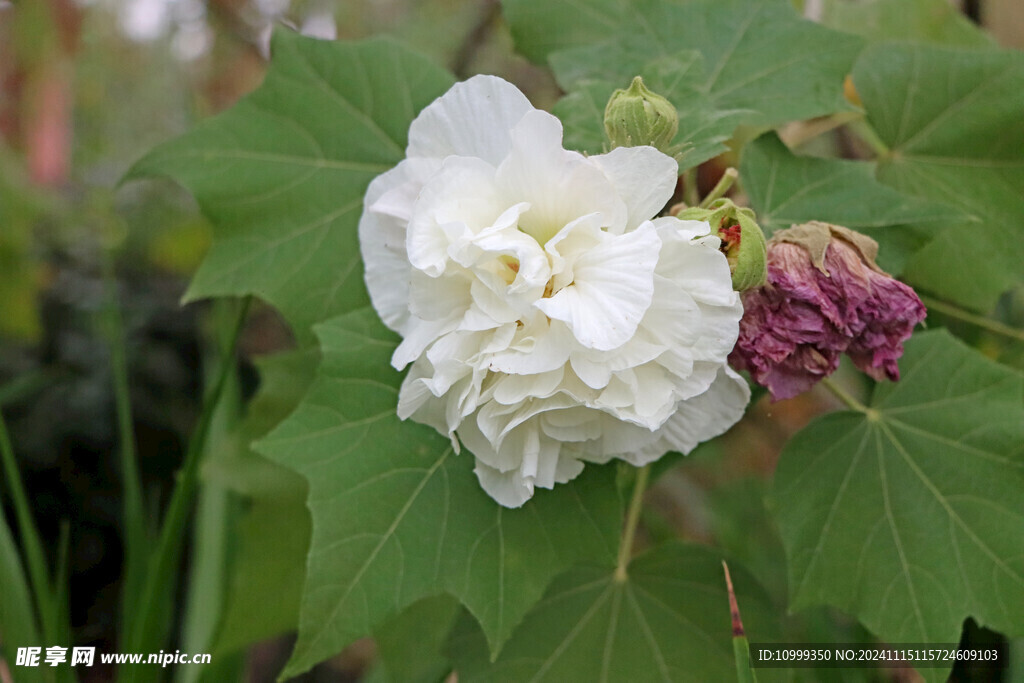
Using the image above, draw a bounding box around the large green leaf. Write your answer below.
[821,0,995,47]
[126,32,454,343]
[853,44,1024,312]
[257,308,623,678]
[773,331,1024,681]
[366,595,460,683]
[503,0,863,128]
[447,542,786,682]
[206,350,318,653]
[740,133,960,273]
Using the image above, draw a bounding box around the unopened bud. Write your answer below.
[603,76,678,153]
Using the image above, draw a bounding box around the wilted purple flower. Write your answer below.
[729,222,926,400]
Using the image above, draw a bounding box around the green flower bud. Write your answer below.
[677,198,767,291]
[603,76,678,153]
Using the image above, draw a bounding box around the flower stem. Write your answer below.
[920,295,1024,343]
[683,167,699,208]
[699,167,738,208]
[820,377,870,413]
[614,463,651,582]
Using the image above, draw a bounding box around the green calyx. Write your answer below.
[603,76,679,153]
[677,199,768,291]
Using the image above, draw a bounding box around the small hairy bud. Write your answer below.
[729,222,927,400]
[604,76,679,153]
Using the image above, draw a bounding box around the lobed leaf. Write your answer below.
[257,308,623,678]
[447,542,786,682]
[773,330,1024,682]
[504,0,863,128]
[205,350,318,653]
[853,44,1024,311]
[740,133,961,273]
[820,0,995,48]
[126,32,455,343]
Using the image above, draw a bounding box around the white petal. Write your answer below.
[589,146,678,232]
[492,367,565,405]
[496,110,626,244]
[569,335,665,389]
[486,314,573,375]
[653,216,714,240]
[360,162,424,332]
[406,157,501,277]
[473,461,534,508]
[655,219,739,308]
[392,316,458,370]
[370,157,439,222]
[539,407,601,443]
[535,224,661,350]
[640,367,750,461]
[568,354,612,389]
[407,75,535,165]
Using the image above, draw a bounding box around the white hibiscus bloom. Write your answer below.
[359,75,749,507]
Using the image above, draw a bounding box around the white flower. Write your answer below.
[359,76,749,507]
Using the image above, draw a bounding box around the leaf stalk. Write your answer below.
[614,463,651,582]
[920,295,1024,343]
[821,377,870,414]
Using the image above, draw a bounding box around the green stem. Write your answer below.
[921,295,1024,343]
[683,167,699,208]
[820,377,869,413]
[102,253,148,632]
[699,167,738,208]
[0,411,54,639]
[123,297,251,661]
[614,464,651,582]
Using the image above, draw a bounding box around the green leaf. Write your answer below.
[206,350,318,653]
[0,506,51,683]
[257,308,623,678]
[773,330,1024,682]
[503,0,863,128]
[126,32,454,343]
[447,542,786,682]
[853,44,1024,311]
[552,53,748,169]
[370,595,460,683]
[821,0,996,48]
[213,496,310,655]
[740,133,959,273]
